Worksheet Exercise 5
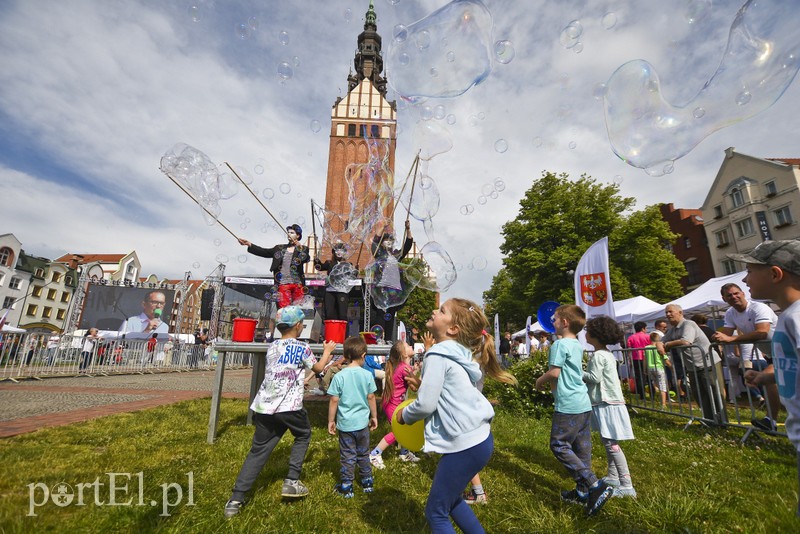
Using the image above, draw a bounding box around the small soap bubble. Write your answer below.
[240,223,247,230]
[736,90,752,106]
[572,42,583,54]
[215,254,229,264]
[460,205,469,215]
[237,255,247,263]
[434,105,446,120]
[613,175,623,185]
[468,115,479,127]
[478,112,486,120]
[279,211,288,221]
[279,183,291,194]
[693,107,706,118]
[686,0,712,24]
[279,30,290,45]
[399,53,410,66]
[292,56,301,67]
[477,195,487,205]
[236,23,249,39]
[192,262,200,269]
[472,256,488,271]
[429,67,439,78]
[533,136,543,147]
[494,40,515,64]
[415,29,431,50]
[310,119,321,133]
[494,178,506,191]
[481,184,494,196]
[559,20,583,49]
[489,191,498,199]
[344,8,352,22]
[494,139,508,153]
[213,238,222,246]
[237,209,246,216]
[569,141,577,149]
[393,24,408,42]
[592,83,607,100]
[262,187,275,200]
[188,5,201,22]
[248,17,258,31]
[446,114,456,125]
[254,165,264,175]
[446,51,455,62]
[601,12,617,30]
[277,62,293,81]
[420,106,434,121]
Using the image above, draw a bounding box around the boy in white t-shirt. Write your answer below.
[224,306,335,518]
[730,240,800,516]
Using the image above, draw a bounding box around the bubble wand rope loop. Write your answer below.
[385,151,421,249]
[225,162,290,239]
[163,171,240,241]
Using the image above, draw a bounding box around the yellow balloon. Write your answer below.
[391,398,425,452]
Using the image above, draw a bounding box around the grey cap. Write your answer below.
[727,240,800,276]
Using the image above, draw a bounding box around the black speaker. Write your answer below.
[200,288,215,320]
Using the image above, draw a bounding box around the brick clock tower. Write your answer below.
[323,1,397,269]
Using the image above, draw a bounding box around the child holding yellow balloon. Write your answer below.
[396,298,516,533]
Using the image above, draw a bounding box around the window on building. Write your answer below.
[47,288,57,300]
[26,304,37,317]
[65,275,73,285]
[774,206,793,227]
[56,309,66,321]
[370,125,380,138]
[3,296,14,309]
[730,187,745,208]
[685,259,701,286]
[32,285,43,297]
[734,218,755,238]
[34,268,44,278]
[359,124,367,137]
[347,124,356,137]
[713,205,723,218]
[0,273,4,286]
[42,306,52,319]
[61,292,70,303]
[715,229,730,247]
[683,237,691,249]
[765,180,777,196]
[722,259,737,275]
[51,271,62,283]
[9,277,22,290]
[0,247,12,267]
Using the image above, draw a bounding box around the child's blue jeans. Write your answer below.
[338,427,372,484]
[425,433,493,534]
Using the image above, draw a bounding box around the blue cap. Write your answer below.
[276,306,305,327]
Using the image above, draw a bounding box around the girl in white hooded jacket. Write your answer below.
[397,298,516,534]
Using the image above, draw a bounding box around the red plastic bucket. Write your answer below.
[324,320,348,343]
[232,318,257,342]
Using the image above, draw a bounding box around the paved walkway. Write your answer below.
[0,369,256,438]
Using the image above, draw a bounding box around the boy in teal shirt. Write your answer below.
[327,336,379,497]
[536,304,614,517]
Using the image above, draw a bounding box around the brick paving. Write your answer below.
[0,369,255,438]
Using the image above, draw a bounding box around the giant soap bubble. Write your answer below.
[387,0,493,101]
[604,0,800,174]
[411,121,454,160]
[397,174,441,221]
[327,262,359,293]
[365,257,420,311]
[406,242,457,292]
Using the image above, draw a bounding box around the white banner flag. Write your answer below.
[525,315,532,355]
[574,236,615,319]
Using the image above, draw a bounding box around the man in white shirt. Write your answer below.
[713,283,780,429]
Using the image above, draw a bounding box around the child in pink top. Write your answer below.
[369,341,421,468]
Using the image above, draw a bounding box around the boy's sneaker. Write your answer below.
[223,500,243,518]
[281,479,309,498]
[308,388,325,396]
[463,489,488,505]
[360,476,375,493]
[585,481,614,517]
[751,417,777,432]
[398,451,421,463]
[601,477,620,488]
[334,483,354,498]
[614,486,637,498]
[560,488,588,505]
[369,453,386,470]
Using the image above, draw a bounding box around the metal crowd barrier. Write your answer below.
[615,340,787,444]
[0,332,252,381]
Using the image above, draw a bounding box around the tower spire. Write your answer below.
[349,0,387,96]
[365,0,376,29]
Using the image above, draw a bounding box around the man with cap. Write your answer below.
[731,239,800,516]
[239,224,310,309]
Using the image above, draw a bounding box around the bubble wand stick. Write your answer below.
[310,198,318,259]
[224,162,290,239]
[163,172,241,240]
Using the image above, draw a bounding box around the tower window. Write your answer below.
[359,124,367,137]
[371,125,380,138]
[347,124,356,137]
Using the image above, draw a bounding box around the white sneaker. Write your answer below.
[308,388,325,396]
[369,454,385,469]
[398,451,420,463]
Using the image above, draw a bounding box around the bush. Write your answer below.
[484,350,554,418]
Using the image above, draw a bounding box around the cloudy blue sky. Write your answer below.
[1,0,798,308]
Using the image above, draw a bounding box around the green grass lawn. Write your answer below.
[0,398,797,533]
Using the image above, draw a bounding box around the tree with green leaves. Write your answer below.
[484,171,685,327]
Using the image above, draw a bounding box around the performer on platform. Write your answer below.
[314,242,354,322]
[369,220,413,341]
